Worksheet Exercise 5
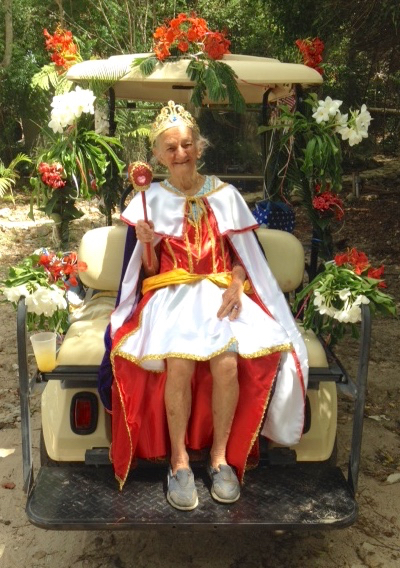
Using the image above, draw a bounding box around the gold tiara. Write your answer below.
[150,100,199,144]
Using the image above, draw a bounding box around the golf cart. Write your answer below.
[17,53,371,530]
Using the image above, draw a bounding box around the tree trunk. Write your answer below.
[54,0,65,27]
[1,0,13,69]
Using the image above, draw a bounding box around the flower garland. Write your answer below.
[134,13,245,112]
[294,248,396,345]
[1,250,87,333]
[30,85,124,242]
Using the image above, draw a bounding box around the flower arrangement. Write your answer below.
[260,92,372,259]
[294,248,396,345]
[30,85,125,245]
[134,13,245,112]
[1,250,87,333]
[152,13,230,61]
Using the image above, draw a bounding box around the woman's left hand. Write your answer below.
[217,281,243,321]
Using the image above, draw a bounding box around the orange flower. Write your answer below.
[178,41,189,53]
[203,31,231,60]
[43,26,79,70]
[152,13,230,61]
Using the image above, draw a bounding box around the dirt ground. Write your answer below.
[1,158,400,568]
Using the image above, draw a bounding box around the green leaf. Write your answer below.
[137,56,158,77]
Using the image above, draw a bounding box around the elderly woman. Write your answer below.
[108,101,308,511]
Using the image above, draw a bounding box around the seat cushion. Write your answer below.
[56,319,110,366]
[298,324,328,368]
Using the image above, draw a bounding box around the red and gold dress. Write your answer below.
[110,176,308,488]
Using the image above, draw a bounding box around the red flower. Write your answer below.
[295,37,324,75]
[38,162,66,190]
[152,13,230,61]
[367,265,387,287]
[312,190,344,221]
[203,31,231,60]
[43,26,79,71]
[348,248,369,274]
[334,248,369,274]
[177,41,189,53]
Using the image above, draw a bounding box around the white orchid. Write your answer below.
[312,96,343,123]
[48,87,96,133]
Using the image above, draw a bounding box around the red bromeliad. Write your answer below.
[295,37,324,75]
[43,26,79,70]
[312,188,344,221]
[153,13,230,61]
[38,162,66,189]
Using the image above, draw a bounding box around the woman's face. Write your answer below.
[153,126,201,178]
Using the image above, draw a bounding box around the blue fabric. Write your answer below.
[253,200,295,233]
[97,225,138,411]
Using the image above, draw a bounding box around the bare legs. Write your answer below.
[164,358,195,474]
[165,352,239,473]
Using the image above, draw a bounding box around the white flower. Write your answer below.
[338,104,371,146]
[313,290,324,307]
[25,285,66,317]
[48,118,64,134]
[338,288,351,301]
[318,304,336,317]
[339,126,365,146]
[355,104,372,131]
[48,87,96,133]
[334,112,348,134]
[2,284,30,303]
[312,96,343,123]
[353,294,370,306]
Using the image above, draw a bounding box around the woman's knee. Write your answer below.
[210,353,238,385]
[166,358,196,384]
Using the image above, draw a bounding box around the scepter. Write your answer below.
[128,161,154,269]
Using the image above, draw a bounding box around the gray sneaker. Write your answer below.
[167,467,198,511]
[207,464,240,503]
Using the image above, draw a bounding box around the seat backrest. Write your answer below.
[78,225,304,293]
[78,225,128,290]
[255,228,304,292]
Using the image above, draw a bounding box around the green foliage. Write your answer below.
[189,58,245,112]
[0,153,31,202]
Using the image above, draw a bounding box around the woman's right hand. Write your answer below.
[135,220,155,244]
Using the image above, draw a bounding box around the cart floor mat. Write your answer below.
[27,463,357,530]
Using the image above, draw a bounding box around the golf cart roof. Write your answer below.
[66,53,323,104]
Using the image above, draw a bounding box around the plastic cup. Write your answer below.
[30,332,57,372]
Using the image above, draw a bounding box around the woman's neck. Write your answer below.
[168,172,204,196]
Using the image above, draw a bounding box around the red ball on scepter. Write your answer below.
[128,161,154,269]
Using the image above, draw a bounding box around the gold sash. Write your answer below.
[142,268,252,295]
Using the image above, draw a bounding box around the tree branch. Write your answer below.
[1,0,13,69]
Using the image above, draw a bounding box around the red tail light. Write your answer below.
[70,393,98,435]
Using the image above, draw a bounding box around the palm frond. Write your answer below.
[0,177,15,198]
